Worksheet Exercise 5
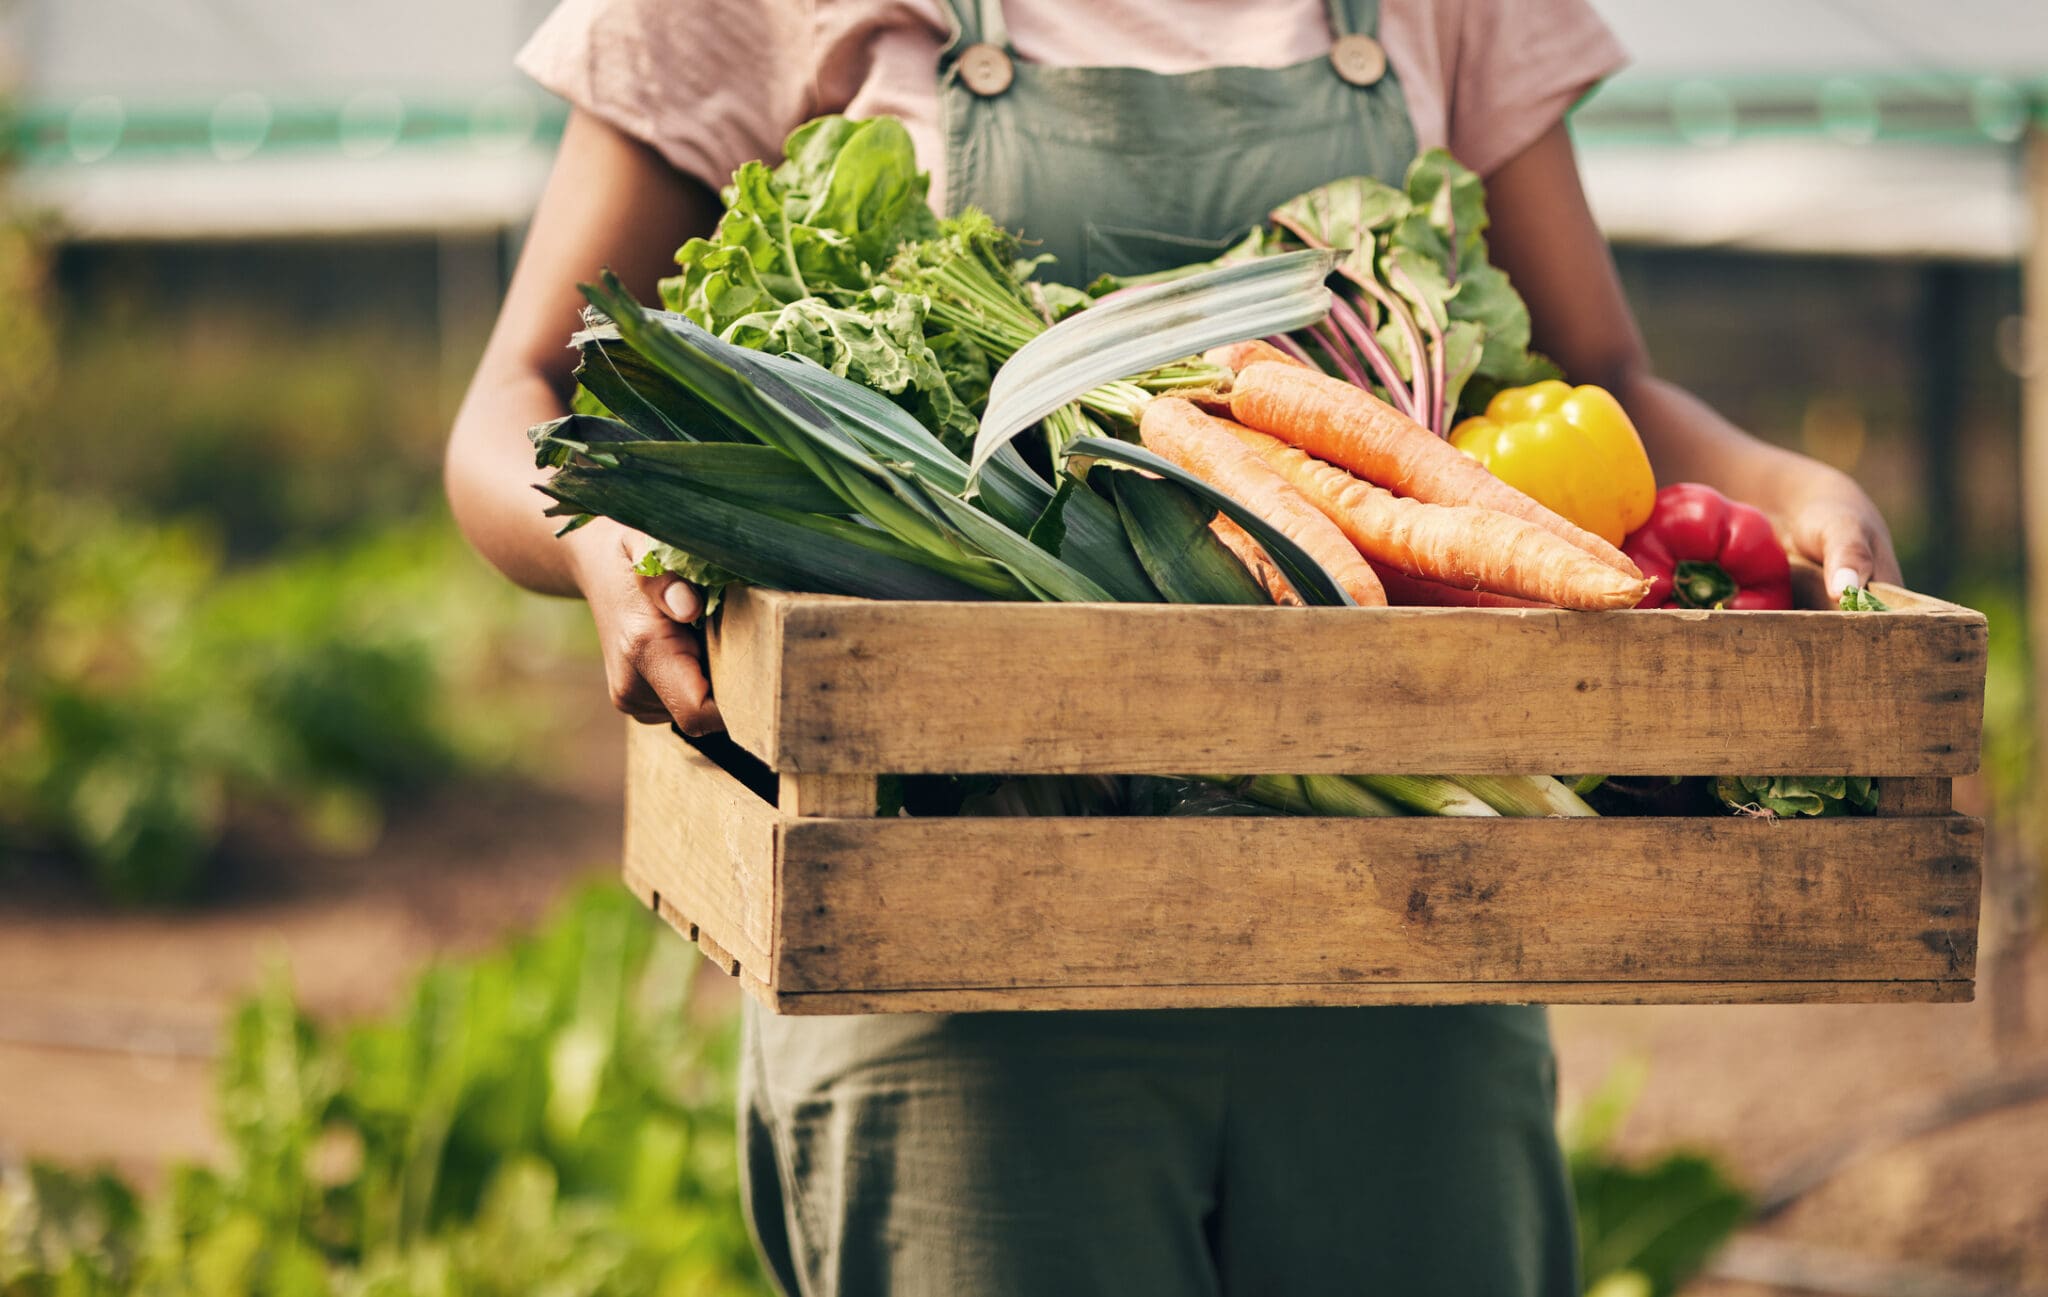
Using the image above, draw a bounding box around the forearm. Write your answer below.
[442,110,718,599]
[1609,368,1837,522]
[445,364,586,597]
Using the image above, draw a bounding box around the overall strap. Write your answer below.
[938,0,1012,60]
[1326,0,1390,87]
[1326,0,1384,38]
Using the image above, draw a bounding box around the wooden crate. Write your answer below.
[623,584,1987,1013]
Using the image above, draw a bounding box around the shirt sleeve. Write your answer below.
[1444,0,1628,177]
[515,0,818,191]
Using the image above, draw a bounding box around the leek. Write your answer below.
[1350,776,1498,817]
[1454,775,1599,818]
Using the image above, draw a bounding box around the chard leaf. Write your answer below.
[1268,176,1410,254]
[1405,149,1488,258]
[1438,321,1487,423]
[1064,437,1353,607]
[1375,320,1415,382]
[971,250,1337,478]
[1384,245,1454,330]
[1445,257,1550,387]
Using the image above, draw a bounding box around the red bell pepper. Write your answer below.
[1622,483,1793,610]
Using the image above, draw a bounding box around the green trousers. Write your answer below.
[740,1002,1578,1296]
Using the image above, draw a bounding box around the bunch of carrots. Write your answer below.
[1146,341,1650,612]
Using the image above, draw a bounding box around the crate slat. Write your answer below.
[762,979,1974,1014]
[710,589,1986,777]
[771,816,1980,994]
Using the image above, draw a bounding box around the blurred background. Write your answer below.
[1,1,2044,1293]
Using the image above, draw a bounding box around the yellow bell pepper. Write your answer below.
[1448,381,1656,548]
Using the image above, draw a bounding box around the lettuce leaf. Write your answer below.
[654,117,982,452]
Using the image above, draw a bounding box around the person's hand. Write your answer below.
[564,518,724,735]
[1764,460,1903,599]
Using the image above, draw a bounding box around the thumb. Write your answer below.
[636,569,702,624]
[611,527,704,624]
[1818,517,1877,599]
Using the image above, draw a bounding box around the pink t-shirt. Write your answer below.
[517,0,1626,210]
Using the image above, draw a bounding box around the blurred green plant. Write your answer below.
[17,314,451,556]
[1563,1058,1750,1297]
[1960,580,2030,826]
[0,501,589,902]
[0,887,1769,1297]
[0,885,771,1297]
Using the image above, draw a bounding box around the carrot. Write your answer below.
[1139,398,1387,607]
[1228,362,1642,578]
[1371,564,1547,608]
[1203,339,1309,374]
[1210,516,1305,606]
[1225,422,1649,611]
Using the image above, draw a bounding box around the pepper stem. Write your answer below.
[1672,559,1739,610]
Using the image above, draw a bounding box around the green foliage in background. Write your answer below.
[1563,1059,1750,1297]
[18,316,451,556]
[0,498,586,903]
[0,217,588,904]
[1963,581,2031,827]
[0,884,1752,1297]
[0,886,772,1297]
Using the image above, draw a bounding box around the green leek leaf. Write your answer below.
[572,337,749,443]
[1065,437,1353,607]
[1105,469,1267,605]
[540,468,1004,602]
[969,250,1338,479]
[579,275,970,565]
[909,481,1112,602]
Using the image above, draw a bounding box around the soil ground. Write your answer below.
[3,686,2043,1293]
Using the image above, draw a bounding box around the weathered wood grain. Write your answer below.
[622,721,778,976]
[779,772,877,817]
[703,585,796,766]
[762,978,1973,1014]
[710,588,1986,776]
[773,815,1982,993]
[1877,777,1953,817]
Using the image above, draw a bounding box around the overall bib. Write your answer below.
[738,3,1579,1292]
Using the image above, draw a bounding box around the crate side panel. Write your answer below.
[756,600,1986,775]
[775,816,1982,992]
[623,723,782,975]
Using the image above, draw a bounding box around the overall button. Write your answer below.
[1330,33,1387,87]
[959,43,1016,97]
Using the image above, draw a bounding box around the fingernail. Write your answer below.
[1830,567,1859,595]
[663,583,697,622]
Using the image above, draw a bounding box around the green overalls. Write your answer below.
[738,2,1580,1292]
